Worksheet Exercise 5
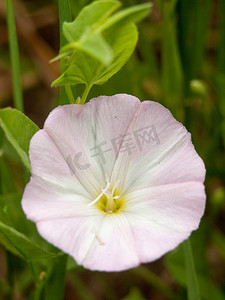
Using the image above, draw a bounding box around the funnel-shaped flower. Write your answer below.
[22,94,206,271]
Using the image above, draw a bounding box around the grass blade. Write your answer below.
[162,2,183,115]
[5,0,23,111]
[58,0,72,105]
[183,239,201,300]
[178,0,212,84]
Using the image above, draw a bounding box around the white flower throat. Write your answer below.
[89,174,124,214]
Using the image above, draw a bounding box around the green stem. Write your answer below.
[132,266,175,299]
[5,0,23,111]
[44,255,67,300]
[33,255,67,300]
[183,239,201,300]
[58,0,72,105]
[65,85,75,104]
[76,57,102,105]
[80,84,93,105]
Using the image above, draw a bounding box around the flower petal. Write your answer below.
[22,176,98,223]
[42,94,141,190]
[36,216,102,266]
[36,214,140,271]
[29,129,90,197]
[109,100,205,193]
[124,181,205,262]
[81,214,140,271]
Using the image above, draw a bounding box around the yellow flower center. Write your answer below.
[88,175,126,215]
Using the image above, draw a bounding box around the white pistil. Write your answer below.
[112,180,120,195]
[88,191,105,206]
[88,174,121,211]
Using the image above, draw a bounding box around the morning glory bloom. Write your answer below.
[22,94,206,272]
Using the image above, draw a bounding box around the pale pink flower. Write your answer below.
[22,94,206,272]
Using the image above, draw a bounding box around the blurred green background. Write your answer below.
[0,0,225,299]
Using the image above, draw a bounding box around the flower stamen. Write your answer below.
[92,226,104,245]
[88,174,121,214]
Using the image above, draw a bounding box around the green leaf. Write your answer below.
[0,108,39,170]
[0,193,35,236]
[0,216,61,261]
[0,193,62,263]
[0,156,17,194]
[53,23,137,88]
[95,22,138,84]
[52,51,98,87]
[61,29,113,66]
[52,0,152,103]
[63,0,121,42]
[60,1,151,66]
[0,129,17,194]
[99,3,152,31]
[62,0,120,65]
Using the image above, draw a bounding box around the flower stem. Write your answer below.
[65,85,75,104]
[80,83,93,105]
